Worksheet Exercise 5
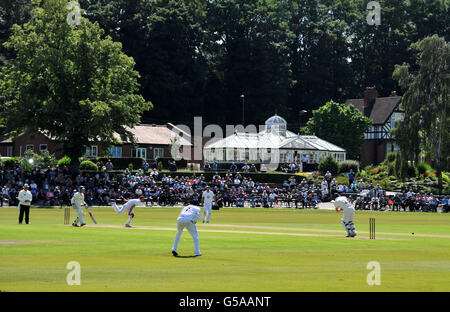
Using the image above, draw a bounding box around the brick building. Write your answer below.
[0,123,193,162]
[345,87,404,167]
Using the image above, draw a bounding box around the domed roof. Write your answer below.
[265,114,287,127]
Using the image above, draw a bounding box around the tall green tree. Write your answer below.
[0,0,152,170]
[393,35,449,191]
[302,100,372,160]
[0,0,33,65]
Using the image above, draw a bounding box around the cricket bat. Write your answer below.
[85,205,97,224]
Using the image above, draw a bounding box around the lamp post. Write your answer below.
[299,110,308,127]
[240,94,245,124]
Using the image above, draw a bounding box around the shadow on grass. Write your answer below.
[173,255,201,258]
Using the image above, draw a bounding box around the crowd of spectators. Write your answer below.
[0,161,448,213]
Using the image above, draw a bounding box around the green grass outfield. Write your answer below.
[1,206,450,292]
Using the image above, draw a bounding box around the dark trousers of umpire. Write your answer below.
[19,204,31,224]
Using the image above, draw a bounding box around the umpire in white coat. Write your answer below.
[71,186,87,227]
[18,184,33,224]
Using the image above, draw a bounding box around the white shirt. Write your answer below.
[178,205,201,223]
[71,192,86,206]
[18,190,32,205]
[202,190,215,204]
[334,196,355,221]
[123,199,142,211]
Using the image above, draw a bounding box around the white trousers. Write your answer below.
[341,206,356,235]
[113,203,134,225]
[72,204,84,224]
[172,217,201,255]
[113,202,127,214]
[203,202,212,222]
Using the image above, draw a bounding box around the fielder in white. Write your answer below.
[333,196,357,237]
[201,185,215,223]
[112,196,145,227]
[172,202,202,257]
[71,186,87,227]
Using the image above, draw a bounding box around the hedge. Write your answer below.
[57,156,71,167]
[2,157,18,169]
[80,160,98,171]
[156,157,188,170]
[94,157,144,170]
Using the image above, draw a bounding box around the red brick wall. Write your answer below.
[360,140,387,167]
[13,132,65,158]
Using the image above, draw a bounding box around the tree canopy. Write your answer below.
[0,0,152,168]
[302,100,372,160]
[392,35,449,190]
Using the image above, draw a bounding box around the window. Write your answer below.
[107,146,122,157]
[86,145,98,157]
[40,144,48,152]
[153,148,164,160]
[136,148,147,159]
[26,144,34,151]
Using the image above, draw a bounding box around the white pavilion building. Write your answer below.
[203,115,346,166]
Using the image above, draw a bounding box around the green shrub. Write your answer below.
[37,151,57,167]
[386,152,397,163]
[318,155,339,175]
[442,172,450,183]
[57,156,71,167]
[417,162,433,175]
[364,165,373,172]
[336,175,349,186]
[80,160,98,171]
[338,160,360,173]
[3,157,18,169]
[157,161,164,171]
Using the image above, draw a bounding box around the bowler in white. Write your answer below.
[201,185,215,223]
[333,196,357,237]
[113,196,145,227]
[172,202,202,257]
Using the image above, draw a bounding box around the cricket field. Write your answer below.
[1,206,449,292]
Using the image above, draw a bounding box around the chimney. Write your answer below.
[363,86,378,117]
[390,90,397,97]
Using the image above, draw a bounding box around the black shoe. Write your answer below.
[195,254,202,257]
[72,223,79,227]
[80,223,86,227]
[172,250,178,257]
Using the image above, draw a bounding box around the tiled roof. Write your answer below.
[345,96,401,125]
[115,124,192,146]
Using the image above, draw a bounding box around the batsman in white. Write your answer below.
[201,185,215,224]
[71,186,87,227]
[172,201,202,257]
[333,196,357,237]
[112,196,146,227]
